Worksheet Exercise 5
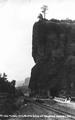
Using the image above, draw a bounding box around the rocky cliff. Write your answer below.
[29,19,75,97]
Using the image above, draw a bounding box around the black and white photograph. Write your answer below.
[0,0,75,120]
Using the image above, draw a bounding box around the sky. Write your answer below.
[0,0,75,86]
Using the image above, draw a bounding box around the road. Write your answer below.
[7,97,74,120]
[8,102,56,120]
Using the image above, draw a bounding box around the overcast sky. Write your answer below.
[0,0,75,86]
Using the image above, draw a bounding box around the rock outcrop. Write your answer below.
[29,19,75,97]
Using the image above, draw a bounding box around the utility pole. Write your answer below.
[41,5,48,19]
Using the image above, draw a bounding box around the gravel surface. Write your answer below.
[7,102,73,120]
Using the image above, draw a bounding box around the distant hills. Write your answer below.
[16,77,30,95]
[24,77,30,86]
[16,77,30,87]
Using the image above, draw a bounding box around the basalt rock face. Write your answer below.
[29,19,75,97]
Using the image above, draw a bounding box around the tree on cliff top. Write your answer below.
[41,5,48,19]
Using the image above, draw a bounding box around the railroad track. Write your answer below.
[33,101,75,120]
[24,97,75,119]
